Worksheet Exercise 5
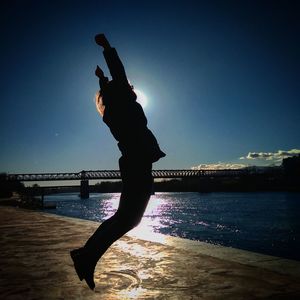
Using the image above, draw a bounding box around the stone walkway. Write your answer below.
[0,206,300,299]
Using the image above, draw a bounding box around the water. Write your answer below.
[43,192,300,261]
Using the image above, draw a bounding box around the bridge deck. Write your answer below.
[6,169,252,181]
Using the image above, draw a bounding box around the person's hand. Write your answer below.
[95,65,104,78]
[95,34,110,49]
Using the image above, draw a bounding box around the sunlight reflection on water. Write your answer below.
[44,191,300,260]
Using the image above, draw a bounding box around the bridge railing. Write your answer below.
[6,169,249,181]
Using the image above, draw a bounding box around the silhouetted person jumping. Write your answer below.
[70,34,165,290]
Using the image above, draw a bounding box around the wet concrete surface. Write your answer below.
[0,206,300,299]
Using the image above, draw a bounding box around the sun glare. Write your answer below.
[134,89,148,108]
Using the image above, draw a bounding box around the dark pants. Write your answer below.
[84,156,153,262]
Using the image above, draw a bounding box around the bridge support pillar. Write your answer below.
[80,180,89,199]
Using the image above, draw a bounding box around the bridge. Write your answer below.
[7,169,246,181]
[7,169,248,198]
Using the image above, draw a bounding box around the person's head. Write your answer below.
[95,80,137,116]
[102,80,137,102]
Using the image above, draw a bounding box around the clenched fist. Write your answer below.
[95,34,110,49]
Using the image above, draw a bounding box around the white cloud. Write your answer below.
[191,163,248,170]
[240,149,300,162]
[191,149,300,170]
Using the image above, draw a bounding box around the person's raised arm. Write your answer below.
[95,34,128,84]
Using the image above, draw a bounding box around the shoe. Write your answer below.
[70,248,85,281]
[70,248,96,290]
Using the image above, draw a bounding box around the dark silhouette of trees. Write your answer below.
[0,173,24,198]
[282,154,300,177]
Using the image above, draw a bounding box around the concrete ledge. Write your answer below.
[46,211,300,278]
[1,206,300,299]
[141,233,300,278]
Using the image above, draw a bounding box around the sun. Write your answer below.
[134,89,148,108]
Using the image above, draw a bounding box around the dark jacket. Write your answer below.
[101,47,166,163]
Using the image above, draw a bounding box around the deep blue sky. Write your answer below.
[1,0,299,173]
